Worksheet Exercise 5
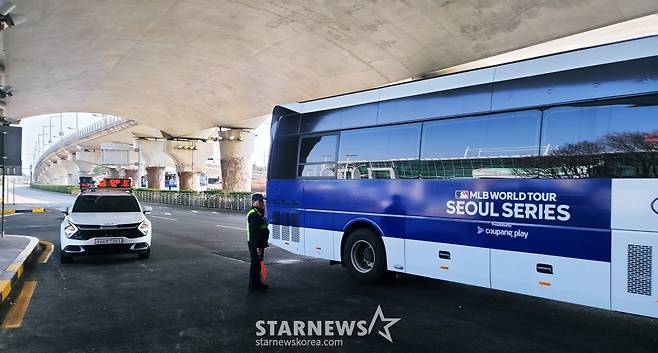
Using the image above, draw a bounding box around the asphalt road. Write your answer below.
[1,192,657,352]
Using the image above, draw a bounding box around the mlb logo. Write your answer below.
[455,190,469,199]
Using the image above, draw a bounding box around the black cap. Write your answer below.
[251,193,265,202]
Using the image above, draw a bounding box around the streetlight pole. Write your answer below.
[48,115,53,143]
[59,113,63,138]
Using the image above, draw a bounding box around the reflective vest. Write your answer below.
[246,207,268,242]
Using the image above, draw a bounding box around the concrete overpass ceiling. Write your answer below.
[4,1,658,136]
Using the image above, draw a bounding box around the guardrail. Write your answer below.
[132,190,253,211]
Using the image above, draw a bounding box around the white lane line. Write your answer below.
[138,262,155,272]
[215,224,246,231]
[151,215,177,221]
[163,212,172,216]
[211,211,218,214]
[191,210,198,213]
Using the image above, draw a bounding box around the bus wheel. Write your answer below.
[343,228,387,284]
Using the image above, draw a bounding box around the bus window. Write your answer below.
[539,95,658,178]
[269,135,298,179]
[420,111,541,179]
[297,134,338,178]
[337,123,421,179]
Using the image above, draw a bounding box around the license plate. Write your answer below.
[95,238,123,245]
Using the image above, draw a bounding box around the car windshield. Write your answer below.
[72,195,141,213]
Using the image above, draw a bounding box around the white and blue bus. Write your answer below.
[266,35,658,318]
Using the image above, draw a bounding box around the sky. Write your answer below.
[18,113,271,175]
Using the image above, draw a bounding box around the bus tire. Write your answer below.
[343,228,387,284]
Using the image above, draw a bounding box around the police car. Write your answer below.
[59,178,152,263]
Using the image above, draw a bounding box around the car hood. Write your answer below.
[69,212,145,226]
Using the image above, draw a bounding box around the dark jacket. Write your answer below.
[247,206,269,248]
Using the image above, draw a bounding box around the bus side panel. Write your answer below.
[405,216,490,286]
[267,179,305,255]
[490,249,611,309]
[405,239,490,288]
[610,179,658,318]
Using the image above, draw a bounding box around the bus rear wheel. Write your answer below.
[343,228,387,284]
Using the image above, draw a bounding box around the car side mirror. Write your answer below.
[143,206,152,215]
[58,207,69,216]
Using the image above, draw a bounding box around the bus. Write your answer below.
[266,35,658,319]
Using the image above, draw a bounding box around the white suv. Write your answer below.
[60,190,152,263]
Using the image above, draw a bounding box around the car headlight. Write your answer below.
[64,222,78,238]
[138,221,150,235]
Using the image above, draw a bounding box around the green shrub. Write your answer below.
[30,184,80,194]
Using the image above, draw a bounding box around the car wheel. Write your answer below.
[60,251,73,264]
[342,228,387,284]
[137,249,151,260]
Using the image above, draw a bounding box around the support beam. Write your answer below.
[138,139,172,190]
[146,167,165,189]
[165,140,214,192]
[219,131,255,193]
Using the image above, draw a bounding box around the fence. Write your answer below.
[132,190,253,211]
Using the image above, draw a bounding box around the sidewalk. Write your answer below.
[0,235,41,304]
[2,185,76,213]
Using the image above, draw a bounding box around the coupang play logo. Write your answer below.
[447,190,571,222]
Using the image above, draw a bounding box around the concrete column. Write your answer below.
[219,131,255,192]
[178,171,193,191]
[124,169,139,186]
[138,139,171,190]
[165,140,214,192]
[146,167,165,189]
[58,158,81,186]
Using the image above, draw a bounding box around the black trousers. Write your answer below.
[248,242,264,288]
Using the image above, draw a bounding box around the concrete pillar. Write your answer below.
[138,139,171,190]
[165,140,214,192]
[219,130,255,192]
[178,171,193,191]
[124,169,139,187]
[146,167,165,189]
[59,158,81,186]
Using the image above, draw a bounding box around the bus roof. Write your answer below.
[278,35,658,115]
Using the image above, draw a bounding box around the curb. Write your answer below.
[1,208,47,215]
[0,235,41,304]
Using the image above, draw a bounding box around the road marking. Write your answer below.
[211,211,218,214]
[38,241,54,263]
[191,210,198,213]
[151,215,177,221]
[1,281,38,329]
[138,262,154,272]
[56,265,67,282]
[164,212,172,216]
[215,224,246,231]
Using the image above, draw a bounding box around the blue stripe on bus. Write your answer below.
[267,178,612,261]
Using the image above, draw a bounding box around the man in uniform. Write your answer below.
[247,193,269,293]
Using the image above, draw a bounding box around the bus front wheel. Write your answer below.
[343,228,387,284]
